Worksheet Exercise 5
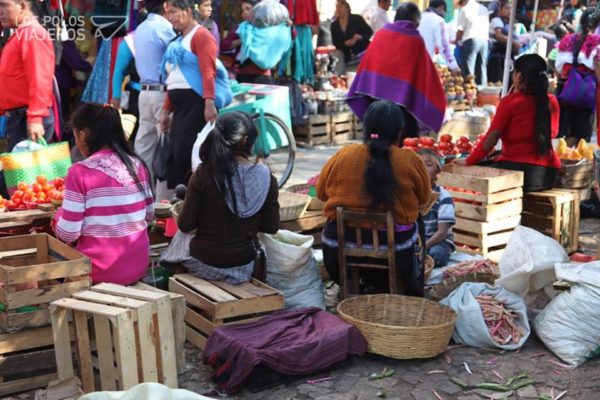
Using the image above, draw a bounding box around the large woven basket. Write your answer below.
[286,184,324,211]
[426,272,498,302]
[279,191,311,222]
[337,294,457,359]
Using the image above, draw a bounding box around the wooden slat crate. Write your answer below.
[439,165,524,259]
[0,209,54,234]
[293,114,331,146]
[554,159,594,201]
[353,116,364,140]
[331,112,354,144]
[131,282,186,374]
[439,164,524,222]
[50,284,178,393]
[0,234,91,332]
[521,189,580,254]
[168,273,284,350]
[0,326,59,396]
[453,215,521,262]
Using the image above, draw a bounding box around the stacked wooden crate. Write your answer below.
[169,273,284,350]
[0,234,91,396]
[293,114,331,146]
[439,165,524,262]
[331,112,354,144]
[521,189,580,254]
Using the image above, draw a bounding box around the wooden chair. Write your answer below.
[336,207,402,299]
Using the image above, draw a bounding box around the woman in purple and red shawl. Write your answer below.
[346,2,446,138]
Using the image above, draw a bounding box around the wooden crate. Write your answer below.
[50,284,178,393]
[353,116,364,140]
[439,164,524,222]
[0,209,54,233]
[293,114,331,146]
[521,189,580,254]
[0,234,91,332]
[168,274,284,350]
[0,326,59,396]
[453,215,521,262]
[131,282,186,375]
[331,112,354,144]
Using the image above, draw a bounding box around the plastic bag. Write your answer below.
[440,282,530,350]
[80,382,213,400]
[495,226,568,316]
[191,122,214,171]
[534,261,600,367]
[259,230,325,309]
[251,0,289,27]
[152,133,170,181]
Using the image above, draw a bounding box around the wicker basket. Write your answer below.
[171,201,183,221]
[337,294,456,359]
[426,272,498,302]
[286,184,324,211]
[424,255,434,281]
[279,191,311,222]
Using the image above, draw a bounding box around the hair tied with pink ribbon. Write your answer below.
[370,133,379,139]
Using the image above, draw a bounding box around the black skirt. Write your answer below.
[167,89,206,189]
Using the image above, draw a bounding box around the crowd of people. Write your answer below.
[0,0,598,296]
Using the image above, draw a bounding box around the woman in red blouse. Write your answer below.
[465,54,560,192]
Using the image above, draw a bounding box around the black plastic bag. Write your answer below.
[152,133,170,181]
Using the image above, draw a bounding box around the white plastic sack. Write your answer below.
[534,261,600,367]
[259,230,325,309]
[251,0,289,27]
[495,226,568,313]
[160,230,194,264]
[80,383,213,400]
[191,121,215,171]
[440,282,530,350]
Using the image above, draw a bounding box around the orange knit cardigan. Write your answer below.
[316,144,431,225]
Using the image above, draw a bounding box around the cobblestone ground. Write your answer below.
[175,218,600,400]
[6,220,599,400]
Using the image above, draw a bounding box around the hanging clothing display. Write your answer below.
[82,39,112,104]
[279,25,314,84]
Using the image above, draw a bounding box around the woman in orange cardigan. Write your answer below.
[317,100,431,296]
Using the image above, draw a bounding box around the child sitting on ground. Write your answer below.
[417,149,456,268]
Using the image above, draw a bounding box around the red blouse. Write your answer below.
[466,92,561,169]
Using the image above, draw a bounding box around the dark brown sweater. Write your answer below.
[177,165,280,267]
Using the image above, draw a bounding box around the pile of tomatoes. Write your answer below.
[402,134,483,158]
[1,176,65,210]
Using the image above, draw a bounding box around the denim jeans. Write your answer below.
[428,241,453,269]
[461,38,488,87]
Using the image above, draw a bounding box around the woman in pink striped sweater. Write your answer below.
[54,103,155,284]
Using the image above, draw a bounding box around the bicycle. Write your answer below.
[220,85,296,188]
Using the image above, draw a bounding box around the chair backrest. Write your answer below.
[335,207,395,261]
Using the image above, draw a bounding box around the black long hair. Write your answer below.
[573,8,600,60]
[394,2,421,23]
[167,0,199,20]
[514,54,552,155]
[199,112,258,214]
[362,100,404,210]
[71,103,151,195]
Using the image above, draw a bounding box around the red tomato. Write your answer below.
[12,190,24,198]
[22,193,32,202]
[54,177,64,188]
[439,134,453,143]
[32,183,42,193]
[17,183,28,192]
[55,193,64,201]
[403,138,419,147]
[420,137,435,146]
[6,201,15,208]
[12,196,22,206]
[36,176,47,185]
[457,136,470,144]
[438,142,451,151]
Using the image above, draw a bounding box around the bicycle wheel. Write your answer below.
[252,112,296,188]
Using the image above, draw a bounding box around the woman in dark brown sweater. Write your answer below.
[177,111,280,283]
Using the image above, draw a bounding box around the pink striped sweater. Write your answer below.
[54,149,154,284]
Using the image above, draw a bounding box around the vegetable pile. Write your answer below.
[402,134,485,158]
[443,259,499,279]
[475,294,524,345]
[2,176,65,210]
